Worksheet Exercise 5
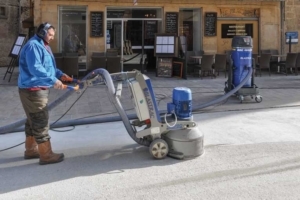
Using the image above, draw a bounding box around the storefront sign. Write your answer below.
[219,8,260,18]
[204,12,217,36]
[221,24,253,38]
[107,11,125,18]
[285,32,298,44]
[90,12,103,37]
[165,12,178,35]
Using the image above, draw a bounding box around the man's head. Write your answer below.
[36,22,56,44]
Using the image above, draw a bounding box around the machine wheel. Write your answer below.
[255,95,263,103]
[149,139,169,159]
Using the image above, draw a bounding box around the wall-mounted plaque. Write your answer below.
[165,12,178,35]
[219,8,260,18]
[221,24,253,38]
[90,11,103,37]
[204,12,217,36]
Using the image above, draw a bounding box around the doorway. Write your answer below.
[106,8,163,72]
[217,20,258,53]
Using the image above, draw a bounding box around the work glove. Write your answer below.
[60,74,73,82]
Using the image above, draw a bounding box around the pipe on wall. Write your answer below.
[280,1,285,54]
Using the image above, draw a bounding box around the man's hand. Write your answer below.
[60,74,73,82]
[54,80,64,90]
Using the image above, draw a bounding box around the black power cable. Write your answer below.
[0,87,88,152]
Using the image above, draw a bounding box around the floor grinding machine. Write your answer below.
[76,69,204,160]
[224,36,263,103]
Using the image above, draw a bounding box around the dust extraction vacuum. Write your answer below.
[225,36,263,103]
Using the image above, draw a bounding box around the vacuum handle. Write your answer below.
[61,76,80,83]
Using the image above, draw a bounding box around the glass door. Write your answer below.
[107,8,163,73]
[124,20,160,72]
[58,6,87,73]
[107,20,124,71]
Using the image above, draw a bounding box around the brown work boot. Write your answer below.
[38,140,64,165]
[24,136,39,159]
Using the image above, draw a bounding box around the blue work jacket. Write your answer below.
[18,35,64,88]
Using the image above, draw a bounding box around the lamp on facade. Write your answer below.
[133,0,138,6]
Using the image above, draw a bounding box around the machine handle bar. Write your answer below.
[62,85,79,91]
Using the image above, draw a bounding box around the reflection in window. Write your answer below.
[59,6,86,56]
[179,9,201,52]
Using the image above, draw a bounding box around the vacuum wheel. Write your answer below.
[255,95,263,103]
[149,139,169,159]
[238,95,244,103]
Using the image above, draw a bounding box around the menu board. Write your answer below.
[155,36,175,54]
[157,58,173,77]
[145,21,157,39]
[9,34,26,58]
[90,12,103,37]
[204,12,217,36]
[165,12,178,35]
[154,34,178,57]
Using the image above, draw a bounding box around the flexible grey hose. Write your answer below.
[0,68,252,147]
[0,70,94,135]
[42,67,253,129]
[194,67,253,110]
[0,90,74,135]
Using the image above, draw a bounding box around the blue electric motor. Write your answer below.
[167,87,192,120]
[231,36,253,87]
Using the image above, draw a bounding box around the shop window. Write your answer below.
[0,6,8,19]
[58,6,87,56]
[179,9,201,52]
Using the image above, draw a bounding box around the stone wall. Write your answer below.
[0,0,30,66]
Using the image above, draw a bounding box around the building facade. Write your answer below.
[1,0,300,70]
[0,0,31,66]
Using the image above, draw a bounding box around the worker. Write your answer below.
[18,22,72,165]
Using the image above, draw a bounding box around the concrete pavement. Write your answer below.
[0,67,300,199]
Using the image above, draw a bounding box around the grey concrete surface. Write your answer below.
[1,67,300,199]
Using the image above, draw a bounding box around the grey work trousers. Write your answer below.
[19,88,51,144]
